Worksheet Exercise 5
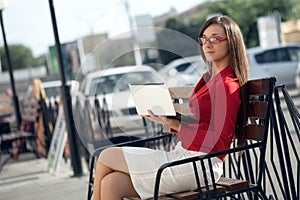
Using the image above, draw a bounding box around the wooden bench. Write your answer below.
[151,77,276,200]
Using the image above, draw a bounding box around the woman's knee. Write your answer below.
[98,147,129,172]
[98,147,120,163]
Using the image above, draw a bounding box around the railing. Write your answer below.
[222,85,300,200]
[265,85,299,200]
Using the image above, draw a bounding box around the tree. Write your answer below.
[157,17,200,64]
[0,44,42,71]
[204,0,300,48]
[167,0,300,49]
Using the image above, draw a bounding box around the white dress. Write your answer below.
[122,141,223,199]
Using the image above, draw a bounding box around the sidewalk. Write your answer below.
[0,153,89,200]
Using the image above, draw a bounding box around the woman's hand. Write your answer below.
[143,110,181,131]
[143,110,167,125]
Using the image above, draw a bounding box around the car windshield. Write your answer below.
[90,71,159,95]
[44,87,61,97]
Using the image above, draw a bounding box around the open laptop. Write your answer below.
[129,83,176,116]
[129,83,199,124]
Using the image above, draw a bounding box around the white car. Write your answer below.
[159,55,206,87]
[23,80,79,105]
[247,44,300,87]
[78,65,164,134]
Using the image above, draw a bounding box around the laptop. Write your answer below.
[129,83,176,116]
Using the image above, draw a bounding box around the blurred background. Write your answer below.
[0,0,300,169]
[0,0,299,95]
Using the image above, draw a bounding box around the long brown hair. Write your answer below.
[198,15,249,144]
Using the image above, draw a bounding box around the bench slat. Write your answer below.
[247,78,271,96]
[1,131,35,142]
[243,124,265,141]
[248,101,267,118]
[216,177,249,191]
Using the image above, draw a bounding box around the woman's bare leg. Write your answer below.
[101,171,138,200]
[93,147,139,200]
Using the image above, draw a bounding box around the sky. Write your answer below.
[1,0,204,57]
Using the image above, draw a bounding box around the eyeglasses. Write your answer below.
[198,36,227,46]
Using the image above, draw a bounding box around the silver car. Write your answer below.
[247,44,300,87]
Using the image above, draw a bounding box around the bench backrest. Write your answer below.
[236,78,275,145]
[230,77,276,186]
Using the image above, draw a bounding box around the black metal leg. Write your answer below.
[87,155,96,200]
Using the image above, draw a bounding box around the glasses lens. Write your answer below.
[210,37,219,43]
[199,37,206,45]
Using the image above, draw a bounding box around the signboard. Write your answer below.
[135,14,156,43]
[257,14,281,47]
[47,106,68,175]
[48,41,81,80]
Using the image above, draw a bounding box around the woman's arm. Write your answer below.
[143,110,181,132]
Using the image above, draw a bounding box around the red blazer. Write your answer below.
[176,66,241,161]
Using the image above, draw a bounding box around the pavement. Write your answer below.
[0,153,90,200]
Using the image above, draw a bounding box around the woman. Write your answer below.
[93,15,249,200]
[30,79,48,157]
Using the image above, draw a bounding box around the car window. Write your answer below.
[176,62,192,72]
[288,47,300,61]
[254,47,298,63]
[90,71,159,95]
[116,71,159,91]
[184,61,207,76]
[91,75,120,95]
[255,49,277,63]
[44,87,61,97]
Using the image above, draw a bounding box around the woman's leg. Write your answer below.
[93,147,139,200]
[101,171,138,200]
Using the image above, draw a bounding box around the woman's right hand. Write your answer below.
[143,110,181,131]
[143,110,167,125]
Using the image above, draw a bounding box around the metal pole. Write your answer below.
[0,10,21,126]
[48,0,83,176]
[124,0,142,65]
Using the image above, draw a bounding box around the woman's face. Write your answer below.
[201,24,229,67]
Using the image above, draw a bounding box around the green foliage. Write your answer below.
[161,0,300,50]
[165,17,186,32]
[290,0,300,20]
[0,44,42,71]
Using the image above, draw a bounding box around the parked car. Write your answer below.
[23,80,79,107]
[247,43,300,87]
[78,65,164,134]
[158,55,206,87]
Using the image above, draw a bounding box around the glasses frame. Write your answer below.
[198,36,227,46]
